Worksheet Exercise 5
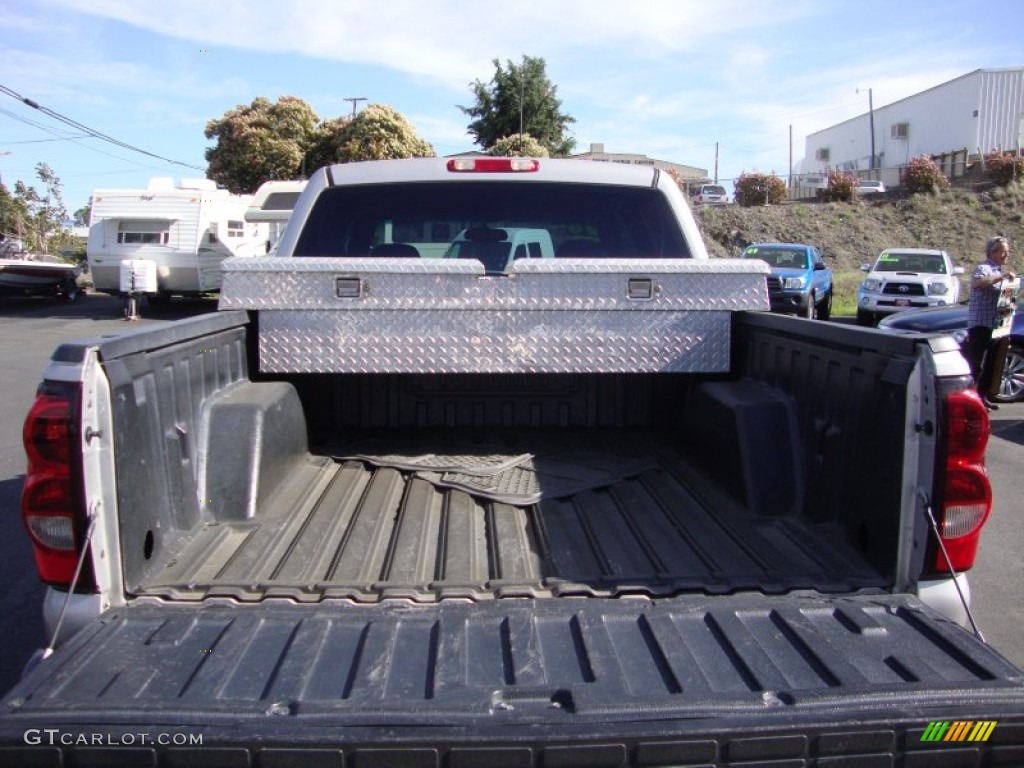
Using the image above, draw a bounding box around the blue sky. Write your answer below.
[1,0,1022,213]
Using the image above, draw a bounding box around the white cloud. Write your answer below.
[40,0,821,88]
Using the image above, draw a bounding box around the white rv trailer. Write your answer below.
[244,179,307,255]
[87,177,269,300]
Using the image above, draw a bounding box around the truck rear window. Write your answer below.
[294,182,692,260]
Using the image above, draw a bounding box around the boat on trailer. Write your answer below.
[0,240,81,301]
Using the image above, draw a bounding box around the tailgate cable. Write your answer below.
[41,509,98,661]
[921,494,985,642]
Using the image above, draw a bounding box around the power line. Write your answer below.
[0,105,83,137]
[1,104,184,173]
[1,135,93,144]
[0,83,205,171]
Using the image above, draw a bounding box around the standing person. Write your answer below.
[967,236,1015,410]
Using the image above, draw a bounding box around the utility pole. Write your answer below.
[868,87,876,172]
[519,76,524,139]
[858,87,876,173]
[788,125,793,198]
[344,97,367,118]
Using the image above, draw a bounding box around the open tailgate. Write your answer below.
[2,594,1024,766]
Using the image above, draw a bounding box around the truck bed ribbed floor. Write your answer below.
[139,433,888,601]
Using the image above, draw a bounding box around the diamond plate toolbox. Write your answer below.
[220,257,769,373]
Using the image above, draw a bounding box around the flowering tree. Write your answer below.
[320,104,435,165]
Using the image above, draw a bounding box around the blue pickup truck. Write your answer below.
[741,242,833,319]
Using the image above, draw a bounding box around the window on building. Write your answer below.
[891,123,909,139]
[815,148,830,162]
[227,220,244,238]
[117,220,170,245]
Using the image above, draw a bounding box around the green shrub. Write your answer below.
[818,170,857,202]
[902,155,949,194]
[983,152,1024,186]
[734,172,787,206]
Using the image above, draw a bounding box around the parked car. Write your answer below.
[878,302,1024,402]
[740,242,833,319]
[855,179,886,196]
[857,247,964,325]
[691,183,729,205]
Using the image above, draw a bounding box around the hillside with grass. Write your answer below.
[694,184,1024,316]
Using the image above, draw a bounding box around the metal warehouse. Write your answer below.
[799,67,1024,195]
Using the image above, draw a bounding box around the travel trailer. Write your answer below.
[244,179,307,255]
[87,178,269,301]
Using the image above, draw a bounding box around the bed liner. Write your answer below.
[138,430,887,603]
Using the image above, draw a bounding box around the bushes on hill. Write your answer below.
[984,151,1024,186]
[734,172,787,206]
[818,170,858,202]
[902,155,949,194]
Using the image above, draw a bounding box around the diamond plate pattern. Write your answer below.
[219,257,769,311]
[258,309,733,373]
[221,257,767,373]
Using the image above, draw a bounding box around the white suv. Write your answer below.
[692,183,729,205]
[857,248,964,326]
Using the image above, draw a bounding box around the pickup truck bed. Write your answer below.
[141,429,886,602]
[97,308,908,603]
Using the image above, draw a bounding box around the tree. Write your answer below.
[488,133,549,158]
[206,99,436,191]
[307,104,435,169]
[4,163,73,253]
[460,56,576,156]
[73,202,92,227]
[205,96,320,194]
[0,183,30,243]
[304,115,352,175]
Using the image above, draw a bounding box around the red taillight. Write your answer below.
[446,157,540,173]
[933,389,992,572]
[24,394,73,467]
[21,383,94,589]
[944,389,989,463]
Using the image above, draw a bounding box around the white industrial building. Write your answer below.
[573,144,708,185]
[797,68,1024,196]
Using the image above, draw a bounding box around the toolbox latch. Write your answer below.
[627,277,654,300]
[335,277,363,299]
